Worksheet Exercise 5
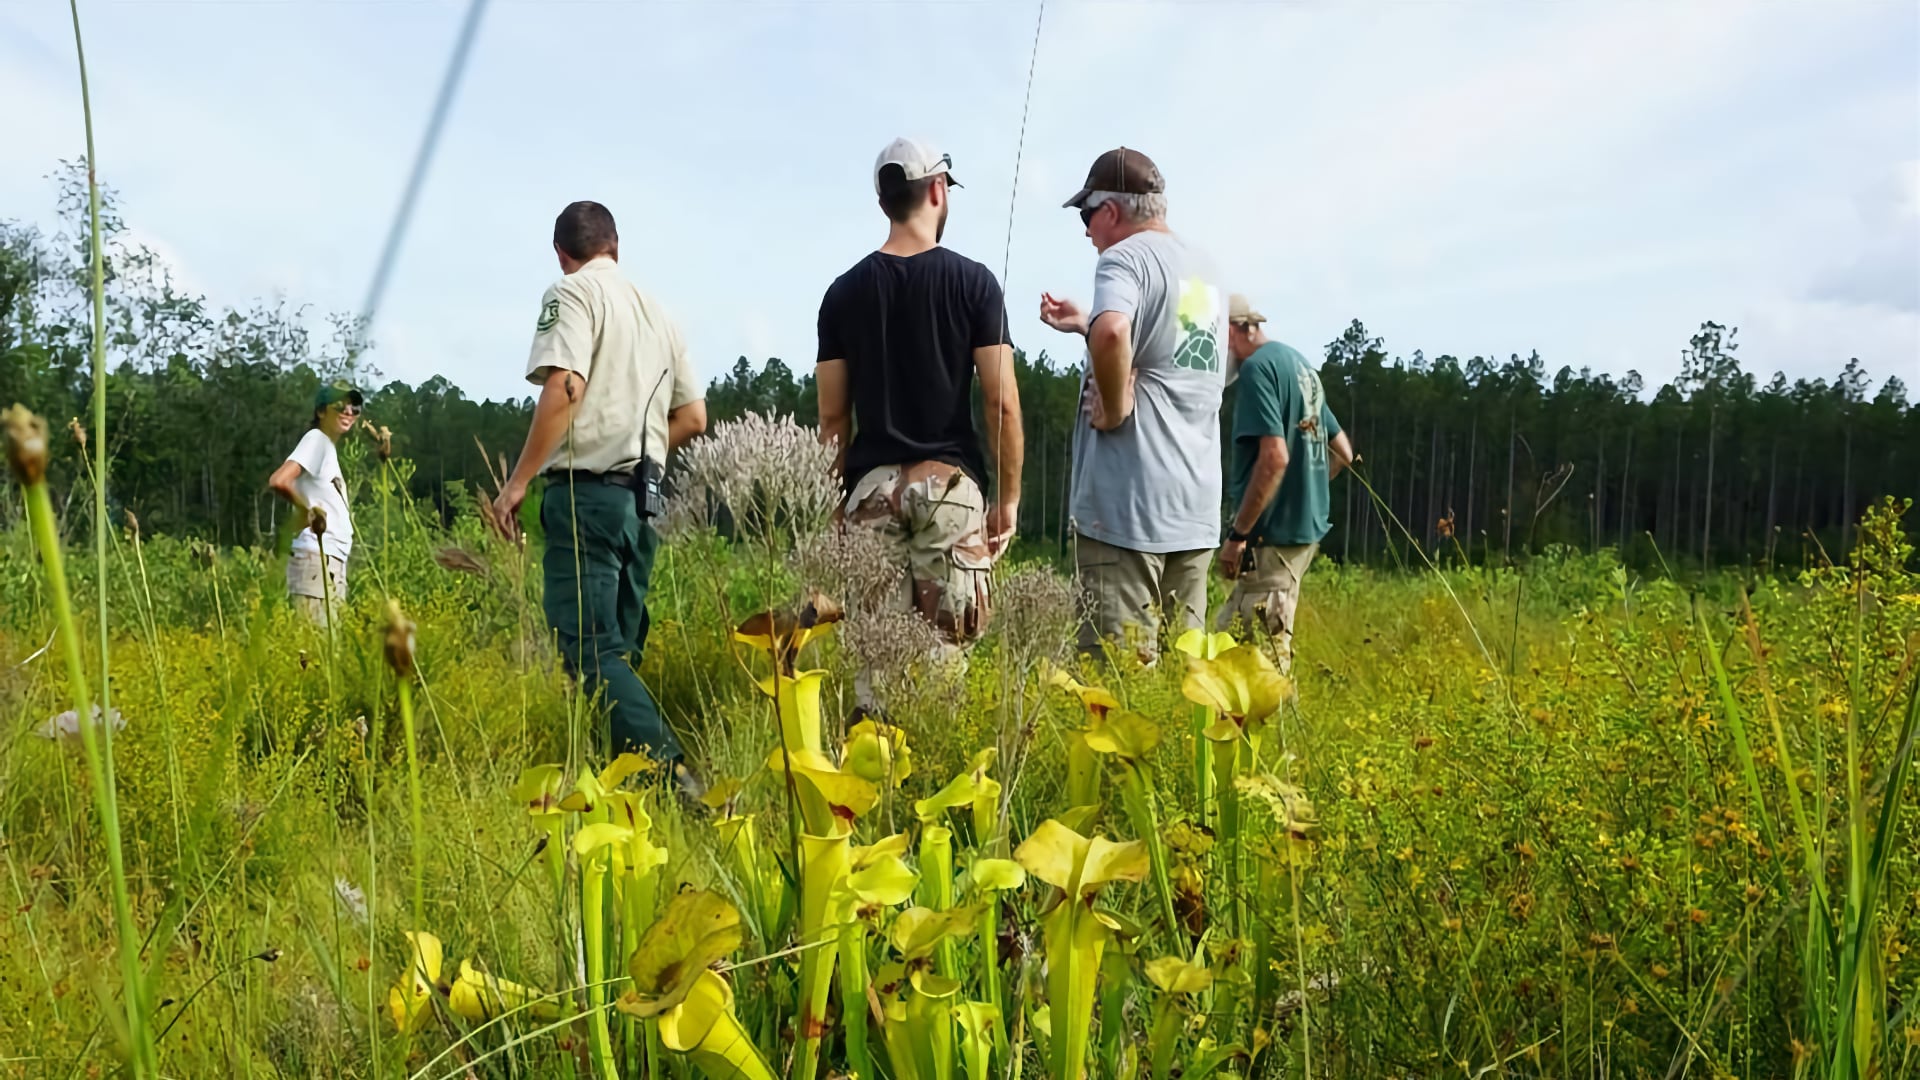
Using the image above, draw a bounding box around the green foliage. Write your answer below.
[2,448,1915,1076]
[8,171,1914,570]
[5,161,1920,1080]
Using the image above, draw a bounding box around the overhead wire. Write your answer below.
[996,0,1047,561]
[357,0,491,342]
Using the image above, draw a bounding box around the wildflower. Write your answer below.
[34,705,125,742]
[992,564,1079,671]
[333,877,368,923]
[840,606,954,710]
[792,523,901,619]
[1508,892,1534,922]
[672,411,840,547]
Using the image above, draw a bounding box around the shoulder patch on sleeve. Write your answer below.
[536,297,561,333]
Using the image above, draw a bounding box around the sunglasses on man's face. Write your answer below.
[1079,204,1101,228]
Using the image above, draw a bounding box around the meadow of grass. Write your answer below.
[0,425,1916,1079]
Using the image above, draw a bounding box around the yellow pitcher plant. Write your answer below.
[1180,644,1287,941]
[1015,819,1150,1080]
[619,890,773,1080]
[1173,629,1238,822]
[1044,667,1122,811]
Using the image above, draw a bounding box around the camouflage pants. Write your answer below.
[1213,542,1317,673]
[845,462,992,645]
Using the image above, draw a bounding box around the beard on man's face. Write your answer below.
[936,200,949,243]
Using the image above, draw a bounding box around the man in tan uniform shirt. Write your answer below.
[494,200,706,764]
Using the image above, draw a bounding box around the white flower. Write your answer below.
[671,411,839,548]
[333,877,368,923]
[34,705,125,742]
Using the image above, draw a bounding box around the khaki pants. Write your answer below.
[1214,542,1317,673]
[1075,533,1210,664]
[287,549,348,627]
[846,461,993,646]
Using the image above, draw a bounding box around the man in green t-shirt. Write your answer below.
[1214,295,1355,672]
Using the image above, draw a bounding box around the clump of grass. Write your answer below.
[6,406,153,1075]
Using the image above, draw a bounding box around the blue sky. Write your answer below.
[3,0,1916,405]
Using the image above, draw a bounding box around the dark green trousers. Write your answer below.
[540,478,681,761]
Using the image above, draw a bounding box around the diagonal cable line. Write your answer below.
[358,0,491,340]
[994,0,1046,559]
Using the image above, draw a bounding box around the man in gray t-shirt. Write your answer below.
[1041,147,1227,663]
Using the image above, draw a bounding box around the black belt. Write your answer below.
[545,469,635,485]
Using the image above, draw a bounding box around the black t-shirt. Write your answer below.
[816,247,1011,490]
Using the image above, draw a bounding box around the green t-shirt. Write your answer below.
[1228,341,1343,547]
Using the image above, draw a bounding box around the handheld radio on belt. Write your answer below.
[630,366,670,519]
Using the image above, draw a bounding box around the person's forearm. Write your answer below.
[667,401,707,452]
[983,394,1023,505]
[508,379,576,487]
[819,416,851,476]
[1089,321,1133,427]
[1231,456,1286,535]
[1328,433,1355,480]
[668,415,700,451]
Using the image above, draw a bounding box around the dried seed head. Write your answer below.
[361,420,393,461]
[124,509,140,539]
[3,406,50,486]
[672,411,840,546]
[308,504,329,537]
[992,564,1078,673]
[382,599,417,678]
[67,417,88,455]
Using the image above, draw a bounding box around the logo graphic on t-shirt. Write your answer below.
[1296,365,1329,465]
[1173,278,1221,373]
[536,298,560,333]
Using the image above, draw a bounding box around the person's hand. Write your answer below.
[1217,538,1247,580]
[1039,292,1088,336]
[985,500,1018,560]
[491,479,527,541]
[1087,370,1137,432]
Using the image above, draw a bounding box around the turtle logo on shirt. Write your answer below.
[536,298,560,333]
[1173,278,1221,373]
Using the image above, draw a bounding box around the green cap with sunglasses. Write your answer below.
[314,380,364,412]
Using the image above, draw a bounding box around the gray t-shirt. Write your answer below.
[1069,229,1227,553]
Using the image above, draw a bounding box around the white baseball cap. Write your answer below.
[874,137,962,194]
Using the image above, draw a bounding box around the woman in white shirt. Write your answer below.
[269,381,360,625]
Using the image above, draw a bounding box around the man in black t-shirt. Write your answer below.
[816,137,1025,648]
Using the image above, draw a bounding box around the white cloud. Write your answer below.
[1809,161,1920,314]
[1,0,1914,403]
